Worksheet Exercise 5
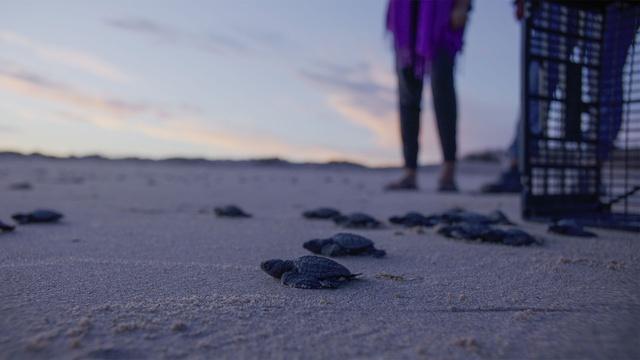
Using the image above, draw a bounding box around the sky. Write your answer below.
[0,0,521,166]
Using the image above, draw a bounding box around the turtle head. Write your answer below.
[260,259,294,279]
[302,239,331,254]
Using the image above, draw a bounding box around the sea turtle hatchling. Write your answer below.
[8,182,32,191]
[261,255,360,289]
[12,209,63,224]
[486,210,515,225]
[389,212,438,227]
[303,233,386,257]
[500,228,538,246]
[437,208,513,225]
[333,212,382,229]
[438,223,537,246]
[548,219,596,237]
[0,220,15,232]
[302,207,342,220]
[437,223,489,240]
[214,205,251,218]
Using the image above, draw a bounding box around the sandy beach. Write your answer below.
[1,156,639,359]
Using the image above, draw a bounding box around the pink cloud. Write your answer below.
[0,66,378,164]
[0,31,131,84]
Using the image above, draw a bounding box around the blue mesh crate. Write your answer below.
[521,0,640,231]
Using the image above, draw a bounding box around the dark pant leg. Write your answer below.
[430,50,457,163]
[397,66,424,170]
[598,5,638,160]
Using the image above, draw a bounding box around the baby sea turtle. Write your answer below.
[500,229,539,246]
[303,233,386,257]
[302,207,342,220]
[389,209,513,228]
[0,220,15,232]
[548,219,596,237]
[486,210,515,225]
[333,212,382,229]
[12,209,63,224]
[389,212,438,227]
[438,208,513,225]
[8,182,32,191]
[437,223,489,240]
[261,255,360,289]
[437,223,536,246]
[214,205,251,218]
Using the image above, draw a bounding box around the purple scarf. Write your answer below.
[387,0,465,76]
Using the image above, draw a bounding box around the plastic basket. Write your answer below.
[521,0,640,231]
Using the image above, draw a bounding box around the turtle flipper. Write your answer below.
[320,274,360,288]
[11,214,30,224]
[369,248,386,258]
[321,243,344,257]
[0,221,15,232]
[318,279,342,289]
[281,272,323,289]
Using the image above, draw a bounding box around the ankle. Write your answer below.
[404,168,417,180]
[440,162,456,183]
[508,161,519,173]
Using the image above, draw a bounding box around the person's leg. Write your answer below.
[508,113,520,168]
[430,49,458,190]
[479,110,523,193]
[480,43,546,193]
[599,5,638,160]
[400,66,423,173]
[386,65,424,190]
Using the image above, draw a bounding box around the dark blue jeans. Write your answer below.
[397,50,457,169]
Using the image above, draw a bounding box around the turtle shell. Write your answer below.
[478,228,506,243]
[502,229,536,246]
[0,220,15,232]
[334,212,381,228]
[12,209,63,224]
[548,219,596,237]
[438,223,490,240]
[293,256,353,279]
[214,205,251,218]
[303,207,341,219]
[486,210,514,225]
[389,212,437,227]
[440,209,491,225]
[331,233,374,250]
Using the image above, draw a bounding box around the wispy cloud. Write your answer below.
[0,65,371,163]
[235,26,298,52]
[299,61,398,148]
[301,60,522,163]
[299,60,466,164]
[104,17,188,50]
[104,18,177,40]
[0,31,131,84]
[105,17,294,57]
[0,67,145,126]
[105,17,250,56]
